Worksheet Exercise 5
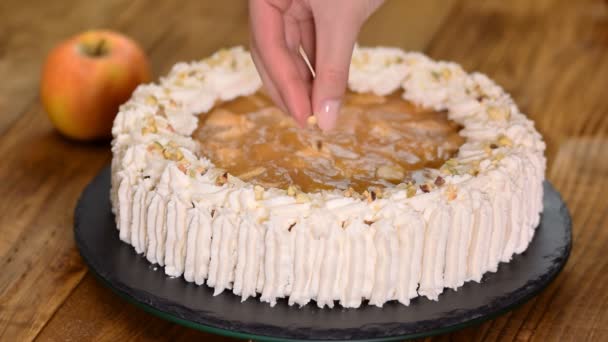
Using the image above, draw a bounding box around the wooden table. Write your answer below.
[1,0,606,341]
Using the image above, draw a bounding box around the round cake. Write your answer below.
[110,46,546,308]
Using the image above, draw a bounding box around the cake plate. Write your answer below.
[74,166,571,341]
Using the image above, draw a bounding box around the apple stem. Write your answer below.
[94,39,106,57]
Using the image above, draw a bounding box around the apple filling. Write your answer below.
[193,91,464,193]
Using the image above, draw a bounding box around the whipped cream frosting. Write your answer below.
[110,46,546,308]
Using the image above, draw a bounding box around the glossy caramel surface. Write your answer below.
[194,91,463,192]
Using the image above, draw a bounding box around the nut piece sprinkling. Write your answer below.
[295,192,310,203]
[376,165,405,182]
[142,118,158,135]
[420,183,432,193]
[468,160,481,176]
[441,68,452,79]
[145,95,158,106]
[147,141,164,153]
[406,183,417,198]
[362,190,376,202]
[195,165,207,175]
[343,187,356,198]
[216,172,228,186]
[286,185,297,197]
[254,185,264,200]
[441,159,459,175]
[177,161,190,174]
[484,145,493,155]
[434,176,446,186]
[498,135,513,147]
[445,184,458,201]
[487,106,511,121]
[306,115,317,126]
[493,152,505,163]
[162,146,184,161]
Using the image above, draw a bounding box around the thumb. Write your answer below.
[311,23,359,131]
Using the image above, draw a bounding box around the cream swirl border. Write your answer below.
[110,46,546,308]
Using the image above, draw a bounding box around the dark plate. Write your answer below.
[74,166,571,341]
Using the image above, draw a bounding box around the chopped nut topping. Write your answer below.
[162,146,184,161]
[406,184,417,198]
[498,135,513,147]
[207,49,232,67]
[306,115,317,126]
[145,95,158,106]
[468,160,481,176]
[441,68,452,79]
[343,187,356,198]
[361,190,378,202]
[195,165,207,175]
[288,222,296,232]
[156,106,167,117]
[372,187,382,199]
[286,185,297,197]
[445,158,458,167]
[376,165,405,182]
[147,141,164,153]
[487,106,511,121]
[434,176,446,186]
[490,143,498,149]
[141,124,158,135]
[295,192,310,203]
[484,145,493,155]
[445,184,458,201]
[420,183,432,193]
[216,172,229,186]
[314,140,323,151]
[493,152,505,162]
[441,159,459,175]
[210,209,216,218]
[363,220,374,226]
[177,161,190,174]
[362,190,374,202]
[431,70,441,81]
[254,185,264,200]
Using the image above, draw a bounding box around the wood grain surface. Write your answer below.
[0,0,606,341]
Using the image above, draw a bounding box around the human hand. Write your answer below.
[248,0,384,131]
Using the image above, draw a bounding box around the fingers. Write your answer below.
[310,20,358,131]
[248,0,311,126]
[250,41,288,114]
[309,0,384,131]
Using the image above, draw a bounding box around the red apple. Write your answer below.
[41,30,151,140]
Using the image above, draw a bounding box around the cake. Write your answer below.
[110,46,546,308]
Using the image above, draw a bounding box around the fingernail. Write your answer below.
[316,99,340,131]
